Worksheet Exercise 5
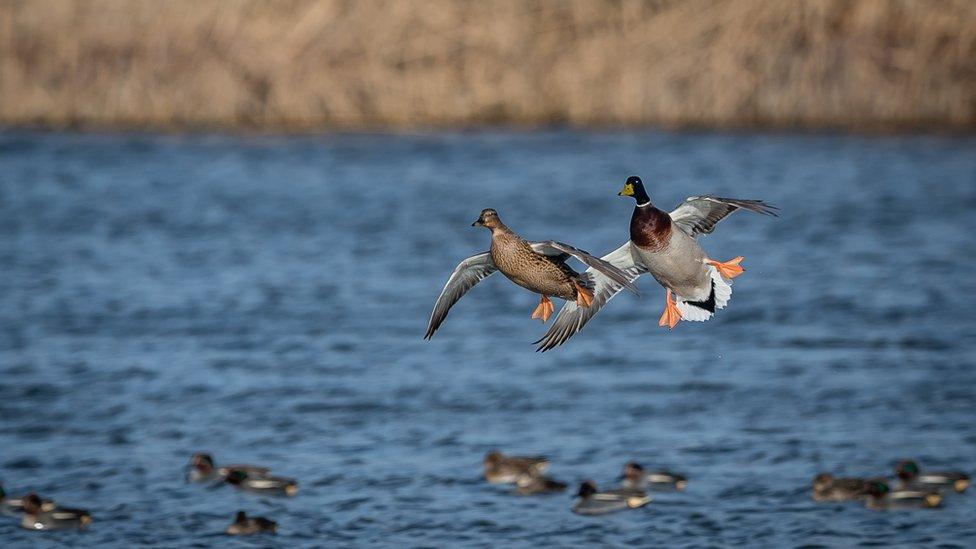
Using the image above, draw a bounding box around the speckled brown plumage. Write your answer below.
[630,204,672,251]
[490,230,585,301]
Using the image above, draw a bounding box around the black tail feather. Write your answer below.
[682,280,716,313]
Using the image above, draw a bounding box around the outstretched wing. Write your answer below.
[669,196,778,237]
[530,240,639,296]
[534,242,646,352]
[424,252,497,340]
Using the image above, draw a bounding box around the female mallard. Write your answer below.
[571,480,650,515]
[226,511,278,535]
[535,176,777,351]
[483,451,549,484]
[185,453,270,483]
[19,494,91,531]
[811,473,874,502]
[863,480,942,510]
[424,209,638,339]
[895,460,969,493]
[619,462,687,491]
[225,469,298,497]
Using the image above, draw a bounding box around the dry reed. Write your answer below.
[0,0,973,132]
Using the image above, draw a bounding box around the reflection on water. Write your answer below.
[1,130,974,546]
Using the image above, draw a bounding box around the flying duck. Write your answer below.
[424,209,638,340]
[535,176,777,351]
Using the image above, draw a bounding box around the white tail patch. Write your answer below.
[674,266,732,323]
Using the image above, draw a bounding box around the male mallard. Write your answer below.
[811,473,874,502]
[863,480,942,510]
[0,485,55,515]
[571,480,650,515]
[514,473,568,495]
[226,511,278,535]
[225,469,298,497]
[619,462,687,492]
[483,451,549,484]
[535,176,777,351]
[185,453,270,483]
[895,460,969,493]
[19,493,91,531]
[424,209,638,339]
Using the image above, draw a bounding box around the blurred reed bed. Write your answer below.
[0,0,973,132]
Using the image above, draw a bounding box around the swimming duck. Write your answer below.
[0,485,54,515]
[225,469,298,497]
[535,176,777,351]
[619,462,687,491]
[895,460,969,493]
[424,208,639,339]
[19,493,91,530]
[811,473,874,502]
[514,474,567,495]
[185,453,270,483]
[571,480,650,515]
[483,451,549,484]
[226,511,278,535]
[863,480,942,510]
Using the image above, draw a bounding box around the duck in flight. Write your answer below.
[535,176,777,351]
[424,209,639,340]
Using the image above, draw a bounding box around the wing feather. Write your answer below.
[669,196,778,237]
[534,242,646,352]
[530,240,639,296]
[424,252,497,340]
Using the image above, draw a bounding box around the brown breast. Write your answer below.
[630,204,672,251]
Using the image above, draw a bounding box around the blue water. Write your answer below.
[0,130,974,547]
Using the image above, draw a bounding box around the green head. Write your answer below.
[618,176,650,205]
[896,460,919,481]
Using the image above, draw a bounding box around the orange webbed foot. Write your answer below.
[707,256,745,280]
[531,295,555,322]
[658,289,682,330]
[573,281,593,308]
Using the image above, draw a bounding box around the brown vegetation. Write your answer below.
[0,0,974,132]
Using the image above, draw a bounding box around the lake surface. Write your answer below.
[1,130,974,547]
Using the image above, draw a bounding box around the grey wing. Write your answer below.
[534,242,647,352]
[424,252,498,340]
[530,240,639,296]
[669,196,778,237]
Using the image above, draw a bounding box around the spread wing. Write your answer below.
[424,252,497,340]
[530,240,639,296]
[669,196,778,237]
[534,242,646,352]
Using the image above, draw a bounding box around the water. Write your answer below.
[1,130,974,547]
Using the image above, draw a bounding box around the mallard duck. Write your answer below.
[185,453,270,483]
[514,474,567,495]
[619,462,687,491]
[19,493,91,530]
[864,480,942,510]
[424,209,639,339]
[226,511,278,535]
[811,473,874,501]
[0,485,54,515]
[483,451,549,484]
[225,469,298,497]
[571,480,650,515]
[535,176,777,351]
[895,460,969,493]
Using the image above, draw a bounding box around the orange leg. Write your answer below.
[707,256,745,280]
[531,295,555,322]
[573,281,593,307]
[658,289,682,330]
